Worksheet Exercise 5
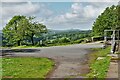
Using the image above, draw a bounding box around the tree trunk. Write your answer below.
[31,33,34,46]
[17,40,21,46]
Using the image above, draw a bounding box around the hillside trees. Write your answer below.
[2,15,47,46]
[92,5,120,36]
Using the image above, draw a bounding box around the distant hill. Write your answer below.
[43,29,92,42]
[0,30,2,44]
[47,29,91,35]
[0,30,2,33]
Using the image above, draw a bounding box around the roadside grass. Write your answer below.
[8,42,92,49]
[11,44,72,49]
[2,57,54,78]
[9,44,70,49]
[10,43,79,49]
[88,47,111,64]
[87,57,111,78]
[87,47,111,78]
[11,46,39,49]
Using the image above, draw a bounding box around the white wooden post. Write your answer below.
[111,30,116,53]
[104,30,107,48]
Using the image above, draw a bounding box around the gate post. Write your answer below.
[118,30,120,53]
[111,30,116,54]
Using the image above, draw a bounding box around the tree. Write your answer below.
[25,17,47,46]
[2,15,27,46]
[92,5,120,36]
[2,15,47,46]
[59,37,70,43]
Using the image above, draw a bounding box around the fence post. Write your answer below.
[111,30,116,53]
[118,30,120,53]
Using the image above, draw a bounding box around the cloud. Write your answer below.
[73,0,119,2]
[1,0,28,2]
[43,2,117,30]
[1,2,40,29]
[71,2,116,18]
[2,0,119,2]
[2,2,42,18]
[45,3,105,25]
[1,2,53,30]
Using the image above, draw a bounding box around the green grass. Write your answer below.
[87,47,111,78]
[87,57,111,78]
[2,57,54,78]
[88,47,111,64]
[10,43,78,49]
[11,46,38,49]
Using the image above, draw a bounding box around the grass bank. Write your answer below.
[2,57,55,78]
[87,47,111,78]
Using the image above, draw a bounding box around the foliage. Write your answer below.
[25,16,47,45]
[2,57,54,78]
[2,15,47,46]
[43,29,91,45]
[59,37,70,43]
[92,5,120,36]
[2,15,27,46]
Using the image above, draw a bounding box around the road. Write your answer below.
[2,42,103,78]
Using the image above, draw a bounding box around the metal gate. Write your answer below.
[104,30,120,53]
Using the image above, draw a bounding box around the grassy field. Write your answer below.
[87,47,111,78]
[2,57,54,78]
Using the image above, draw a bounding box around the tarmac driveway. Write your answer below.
[2,42,103,78]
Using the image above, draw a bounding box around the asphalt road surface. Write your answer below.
[2,42,103,78]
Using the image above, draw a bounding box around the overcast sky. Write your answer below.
[0,0,119,30]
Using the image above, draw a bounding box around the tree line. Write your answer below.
[92,5,120,36]
[43,29,91,45]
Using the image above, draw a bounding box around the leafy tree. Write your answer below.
[26,17,47,45]
[59,37,70,43]
[2,15,27,46]
[2,15,47,46]
[92,5,120,36]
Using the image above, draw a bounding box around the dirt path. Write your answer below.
[2,43,103,78]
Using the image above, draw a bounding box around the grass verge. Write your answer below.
[2,57,54,78]
[11,46,38,49]
[88,47,111,64]
[87,47,111,78]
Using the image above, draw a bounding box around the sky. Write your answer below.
[0,0,119,30]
